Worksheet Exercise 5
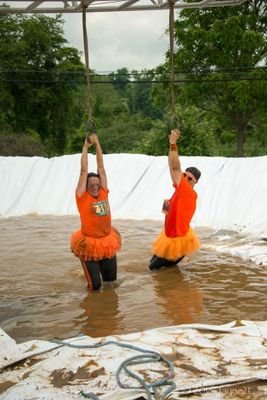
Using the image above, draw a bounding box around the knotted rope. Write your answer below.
[81,1,96,135]
[168,0,179,130]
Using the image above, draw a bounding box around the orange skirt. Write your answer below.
[152,228,200,261]
[71,226,121,261]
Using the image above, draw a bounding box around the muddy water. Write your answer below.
[0,215,266,343]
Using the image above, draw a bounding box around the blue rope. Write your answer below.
[50,338,176,400]
[80,392,99,400]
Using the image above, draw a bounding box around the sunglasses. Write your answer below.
[183,172,195,182]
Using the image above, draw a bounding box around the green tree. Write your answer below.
[135,105,218,156]
[169,0,267,156]
[126,70,162,119]
[0,133,45,156]
[66,77,129,153]
[109,67,130,94]
[0,13,84,155]
[98,113,154,154]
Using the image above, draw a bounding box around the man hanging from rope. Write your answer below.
[148,128,201,270]
[71,134,121,290]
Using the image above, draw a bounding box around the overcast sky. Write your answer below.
[3,2,170,71]
[63,11,170,72]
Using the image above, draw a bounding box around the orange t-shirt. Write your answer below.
[76,187,111,238]
[164,176,197,238]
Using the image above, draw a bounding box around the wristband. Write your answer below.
[170,143,177,151]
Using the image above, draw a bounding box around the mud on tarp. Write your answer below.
[1,320,267,399]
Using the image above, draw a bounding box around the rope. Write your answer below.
[81,1,96,135]
[50,338,176,400]
[168,0,179,130]
[116,353,175,400]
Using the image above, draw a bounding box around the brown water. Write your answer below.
[0,215,266,343]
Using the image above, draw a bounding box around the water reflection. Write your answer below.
[0,215,266,343]
[151,267,203,325]
[79,285,123,337]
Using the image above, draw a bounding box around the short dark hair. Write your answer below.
[87,172,100,187]
[87,172,100,179]
[185,167,201,182]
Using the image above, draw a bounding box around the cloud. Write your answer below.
[3,3,170,72]
[63,11,169,72]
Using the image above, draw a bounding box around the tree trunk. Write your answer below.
[235,113,247,157]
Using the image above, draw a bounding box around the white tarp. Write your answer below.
[0,154,267,266]
[0,154,266,234]
[1,321,267,399]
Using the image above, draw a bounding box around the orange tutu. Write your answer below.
[152,228,200,261]
[71,226,121,261]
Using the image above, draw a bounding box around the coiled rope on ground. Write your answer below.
[50,338,176,400]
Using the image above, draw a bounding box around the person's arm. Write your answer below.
[90,133,108,189]
[76,138,92,197]
[168,129,182,186]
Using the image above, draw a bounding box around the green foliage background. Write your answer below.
[0,1,266,157]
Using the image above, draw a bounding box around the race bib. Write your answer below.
[93,200,110,216]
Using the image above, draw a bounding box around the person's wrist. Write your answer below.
[170,143,177,151]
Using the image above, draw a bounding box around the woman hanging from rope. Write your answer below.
[147,1,201,270]
[71,134,121,290]
[70,5,121,290]
[148,128,201,270]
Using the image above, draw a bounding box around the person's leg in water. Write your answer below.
[80,259,102,290]
[100,255,117,282]
[149,255,184,270]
